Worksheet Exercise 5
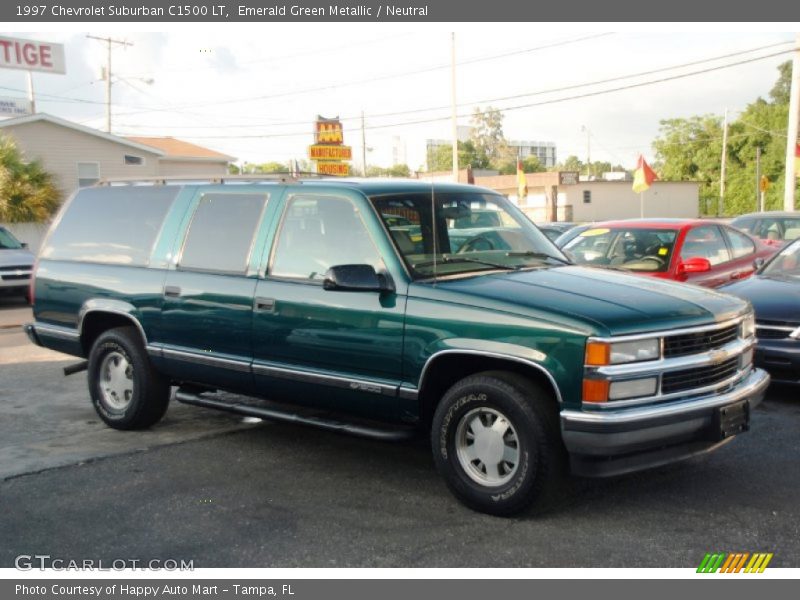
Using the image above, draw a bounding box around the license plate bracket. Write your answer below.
[711,399,750,441]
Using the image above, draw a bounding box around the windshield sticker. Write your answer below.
[581,228,610,237]
[658,247,669,256]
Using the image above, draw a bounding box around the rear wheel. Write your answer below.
[88,326,170,430]
[431,371,565,516]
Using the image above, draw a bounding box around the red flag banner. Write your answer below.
[632,155,658,193]
[517,159,528,201]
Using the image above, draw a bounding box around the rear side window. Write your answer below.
[681,226,731,266]
[724,227,756,259]
[41,187,179,266]
[179,193,268,274]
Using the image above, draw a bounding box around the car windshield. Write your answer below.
[761,239,800,280]
[370,192,568,279]
[563,227,678,272]
[0,228,23,250]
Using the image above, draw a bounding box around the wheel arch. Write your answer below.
[417,350,563,427]
[78,299,148,356]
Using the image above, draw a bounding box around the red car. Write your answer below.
[562,218,779,288]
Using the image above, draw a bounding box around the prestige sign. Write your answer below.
[0,36,66,74]
[310,115,351,177]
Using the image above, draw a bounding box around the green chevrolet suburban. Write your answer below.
[25,178,769,515]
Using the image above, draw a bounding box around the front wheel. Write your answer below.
[88,326,170,430]
[431,372,565,516]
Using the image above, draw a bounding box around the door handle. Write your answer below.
[164,285,182,297]
[255,297,276,312]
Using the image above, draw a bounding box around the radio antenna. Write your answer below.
[430,175,437,284]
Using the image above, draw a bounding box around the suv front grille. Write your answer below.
[0,265,30,272]
[661,356,740,394]
[663,324,739,358]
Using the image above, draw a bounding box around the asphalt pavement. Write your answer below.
[1,300,798,568]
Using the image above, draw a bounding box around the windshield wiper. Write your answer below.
[506,251,571,265]
[413,255,519,271]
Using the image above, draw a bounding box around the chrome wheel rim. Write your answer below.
[99,351,134,411]
[455,407,520,487]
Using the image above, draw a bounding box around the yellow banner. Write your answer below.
[316,162,350,176]
[309,145,353,161]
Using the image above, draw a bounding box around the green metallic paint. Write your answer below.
[31,179,752,427]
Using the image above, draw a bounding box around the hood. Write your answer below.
[424,266,748,336]
[720,275,800,324]
[0,248,35,267]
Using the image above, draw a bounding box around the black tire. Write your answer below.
[88,326,170,430]
[431,371,565,516]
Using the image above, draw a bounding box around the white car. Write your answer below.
[0,226,34,303]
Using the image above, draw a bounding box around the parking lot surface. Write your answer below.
[1,299,798,568]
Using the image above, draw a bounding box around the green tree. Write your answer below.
[470,106,514,166]
[0,135,61,223]
[555,155,585,173]
[653,60,796,216]
[653,115,725,214]
[426,140,489,171]
[496,155,545,175]
[366,164,411,177]
[769,60,792,104]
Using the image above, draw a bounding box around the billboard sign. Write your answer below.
[0,36,66,74]
[310,115,351,177]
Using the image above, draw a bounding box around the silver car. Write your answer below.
[0,226,34,303]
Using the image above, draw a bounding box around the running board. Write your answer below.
[174,388,416,442]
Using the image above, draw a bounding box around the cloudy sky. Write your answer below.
[1,24,796,171]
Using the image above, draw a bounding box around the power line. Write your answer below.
[155,47,798,140]
[112,33,613,117]
[113,38,795,131]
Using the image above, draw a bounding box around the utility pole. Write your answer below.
[583,126,591,179]
[450,32,459,181]
[719,108,729,216]
[361,111,367,177]
[783,32,800,211]
[26,71,36,114]
[87,35,133,133]
[755,146,762,211]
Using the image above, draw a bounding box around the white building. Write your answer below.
[0,113,235,198]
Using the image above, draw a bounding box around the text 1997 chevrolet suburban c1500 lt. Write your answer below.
[25,177,769,515]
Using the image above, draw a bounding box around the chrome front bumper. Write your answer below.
[561,368,770,477]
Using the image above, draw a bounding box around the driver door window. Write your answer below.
[681,226,730,266]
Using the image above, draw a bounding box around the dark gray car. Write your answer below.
[0,226,34,302]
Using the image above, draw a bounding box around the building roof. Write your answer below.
[126,136,236,162]
[0,113,166,156]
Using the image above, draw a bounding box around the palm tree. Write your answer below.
[0,135,61,223]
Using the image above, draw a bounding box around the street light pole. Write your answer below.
[719,108,729,216]
[450,32,459,181]
[87,35,133,133]
[783,32,800,211]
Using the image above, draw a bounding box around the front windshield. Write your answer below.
[370,192,568,279]
[563,227,677,272]
[0,228,23,250]
[762,239,800,279]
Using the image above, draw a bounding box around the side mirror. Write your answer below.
[323,264,394,293]
[21,242,28,249]
[753,257,765,272]
[677,257,711,275]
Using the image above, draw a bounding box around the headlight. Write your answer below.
[741,313,756,339]
[585,338,660,365]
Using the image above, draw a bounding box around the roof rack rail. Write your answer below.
[96,172,332,186]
